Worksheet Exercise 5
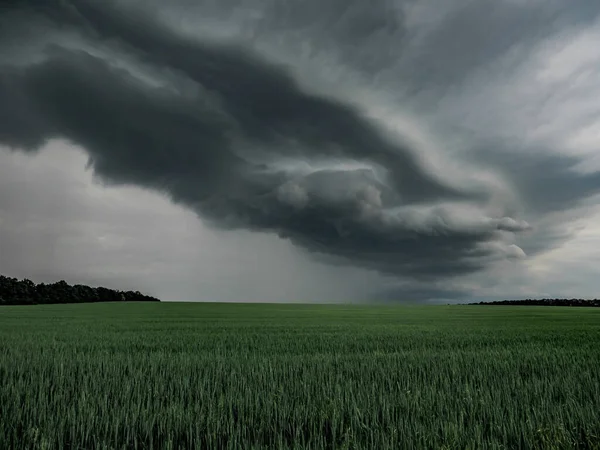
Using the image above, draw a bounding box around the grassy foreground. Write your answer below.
[0,303,599,449]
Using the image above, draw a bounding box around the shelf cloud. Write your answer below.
[2,0,600,300]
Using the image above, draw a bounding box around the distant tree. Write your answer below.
[470,298,600,307]
[0,275,160,305]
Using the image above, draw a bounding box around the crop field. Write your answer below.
[0,303,599,449]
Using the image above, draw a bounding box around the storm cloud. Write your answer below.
[2,0,600,300]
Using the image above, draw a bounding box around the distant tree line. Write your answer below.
[471,299,600,307]
[0,275,160,305]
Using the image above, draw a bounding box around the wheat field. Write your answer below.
[1,303,599,449]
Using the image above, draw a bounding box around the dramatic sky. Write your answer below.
[2,0,600,303]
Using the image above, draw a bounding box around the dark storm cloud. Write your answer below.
[1,0,599,287]
[470,147,600,216]
[33,1,470,201]
[464,144,600,259]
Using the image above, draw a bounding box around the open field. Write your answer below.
[1,303,599,449]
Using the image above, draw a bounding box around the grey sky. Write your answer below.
[1,0,600,302]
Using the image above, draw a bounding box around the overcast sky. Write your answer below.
[2,0,600,303]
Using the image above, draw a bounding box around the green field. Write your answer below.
[1,303,599,449]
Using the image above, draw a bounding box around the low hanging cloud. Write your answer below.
[2,0,600,294]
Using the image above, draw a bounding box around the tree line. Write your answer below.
[471,298,600,307]
[0,275,160,305]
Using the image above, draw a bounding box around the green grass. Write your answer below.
[1,303,599,449]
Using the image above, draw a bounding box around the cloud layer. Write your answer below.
[2,0,600,299]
